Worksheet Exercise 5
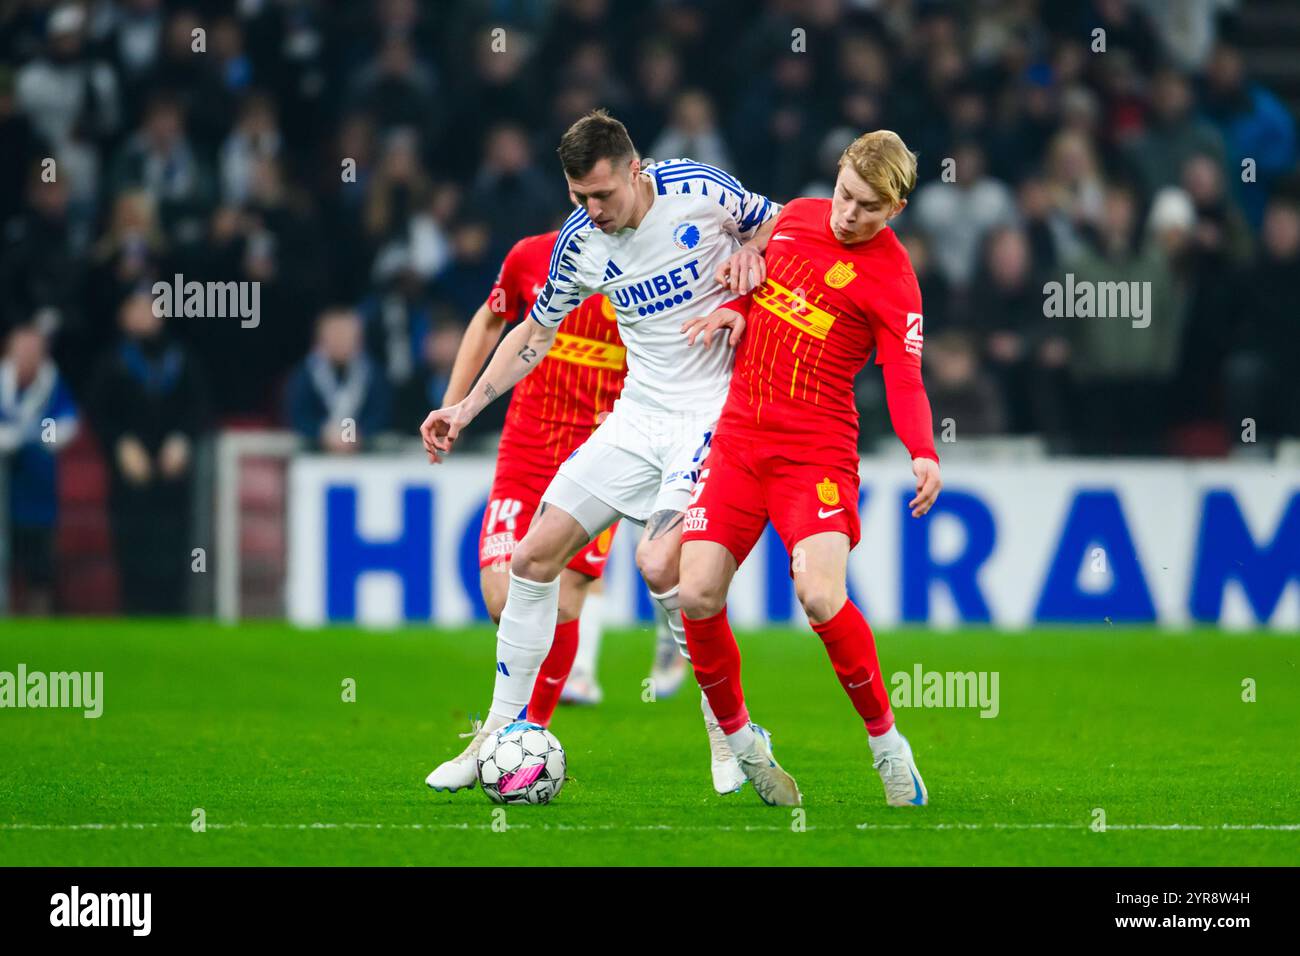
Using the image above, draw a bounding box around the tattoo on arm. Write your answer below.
[518,345,538,364]
[646,509,685,540]
[484,383,498,402]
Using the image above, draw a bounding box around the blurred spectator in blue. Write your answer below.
[434,220,499,319]
[0,324,78,614]
[1202,41,1298,227]
[107,93,215,250]
[467,123,563,261]
[287,307,390,453]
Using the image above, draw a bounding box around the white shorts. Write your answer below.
[540,398,719,537]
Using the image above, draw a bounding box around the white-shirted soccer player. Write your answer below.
[421,110,783,795]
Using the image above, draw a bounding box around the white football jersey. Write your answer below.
[528,159,779,414]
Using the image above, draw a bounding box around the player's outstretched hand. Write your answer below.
[909,457,942,517]
[681,307,747,348]
[715,244,765,295]
[420,402,471,464]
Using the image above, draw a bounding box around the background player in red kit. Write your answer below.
[678,131,942,807]
[426,230,627,790]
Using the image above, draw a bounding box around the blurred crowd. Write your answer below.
[2,0,1300,609]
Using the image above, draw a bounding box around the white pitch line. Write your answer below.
[0,821,1298,833]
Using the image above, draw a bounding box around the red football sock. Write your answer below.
[683,606,750,733]
[810,600,895,735]
[527,618,580,727]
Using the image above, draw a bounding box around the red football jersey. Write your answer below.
[489,231,627,472]
[721,197,924,447]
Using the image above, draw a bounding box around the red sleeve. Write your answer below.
[720,293,753,315]
[487,241,524,321]
[865,256,933,460]
[882,362,938,462]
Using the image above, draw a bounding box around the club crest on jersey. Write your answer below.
[816,477,840,506]
[824,261,857,289]
[673,222,701,250]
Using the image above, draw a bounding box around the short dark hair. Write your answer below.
[557,109,635,179]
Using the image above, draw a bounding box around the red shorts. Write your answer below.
[479,456,617,578]
[681,429,860,569]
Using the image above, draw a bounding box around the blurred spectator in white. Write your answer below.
[220,94,281,206]
[103,0,165,104]
[910,141,1017,289]
[650,90,733,171]
[15,3,120,149]
[1135,0,1231,70]
[286,308,391,453]
[0,324,79,614]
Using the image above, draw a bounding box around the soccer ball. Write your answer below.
[477,720,566,805]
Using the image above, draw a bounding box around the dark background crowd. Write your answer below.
[2,0,1299,612]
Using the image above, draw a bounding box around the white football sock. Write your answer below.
[648,585,690,661]
[868,725,903,756]
[489,570,560,722]
[700,691,719,721]
[725,723,757,755]
[573,590,604,678]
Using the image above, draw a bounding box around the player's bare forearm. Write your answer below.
[718,217,777,294]
[744,216,778,255]
[442,301,507,407]
[460,318,556,419]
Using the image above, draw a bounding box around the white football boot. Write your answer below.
[559,670,603,706]
[732,723,802,806]
[425,721,490,792]
[701,692,745,794]
[872,734,928,807]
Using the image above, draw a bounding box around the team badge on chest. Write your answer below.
[824,261,857,289]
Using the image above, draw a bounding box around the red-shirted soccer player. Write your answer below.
[425,230,630,791]
[676,131,942,807]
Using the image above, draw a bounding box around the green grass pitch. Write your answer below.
[0,619,1296,866]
